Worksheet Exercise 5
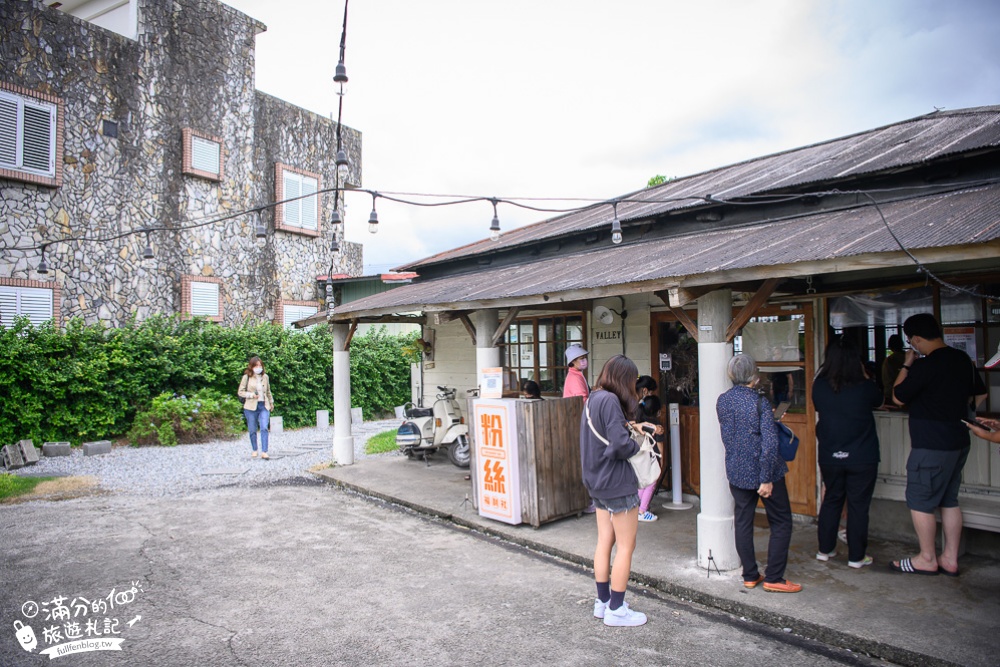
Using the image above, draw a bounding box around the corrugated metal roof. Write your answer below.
[326,184,1000,321]
[401,106,1000,270]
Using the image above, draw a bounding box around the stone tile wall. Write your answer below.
[0,0,362,327]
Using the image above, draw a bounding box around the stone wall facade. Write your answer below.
[0,0,362,327]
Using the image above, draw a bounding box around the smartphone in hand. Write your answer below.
[962,418,995,432]
[773,401,791,420]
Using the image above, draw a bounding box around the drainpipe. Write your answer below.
[475,310,500,392]
[331,322,355,465]
[696,289,739,571]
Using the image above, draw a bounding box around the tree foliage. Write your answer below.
[0,316,418,445]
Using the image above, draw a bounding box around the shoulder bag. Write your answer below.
[585,399,662,488]
[757,396,799,462]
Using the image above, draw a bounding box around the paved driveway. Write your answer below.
[0,481,887,666]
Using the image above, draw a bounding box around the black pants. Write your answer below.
[818,463,878,562]
[730,477,792,584]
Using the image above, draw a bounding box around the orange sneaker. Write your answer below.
[743,574,764,589]
[762,580,802,593]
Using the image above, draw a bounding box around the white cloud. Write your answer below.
[223,0,1000,271]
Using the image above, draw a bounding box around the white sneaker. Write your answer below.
[838,528,848,544]
[848,555,873,569]
[816,550,837,562]
[593,598,607,619]
[603,601,647,627]
[638,511,658,523]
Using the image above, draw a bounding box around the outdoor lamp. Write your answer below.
[37,245,49,274]
[255,214,267,239]
[142,232,154,260]
[611,202,623,245]
[368,193,379,234]
[333,61,348,84]
[330,234,340,252]
[489,199,501,242]
[336,150,350,181]
[330,208,342,226]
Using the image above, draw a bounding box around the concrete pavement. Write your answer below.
[314,455,1000,667]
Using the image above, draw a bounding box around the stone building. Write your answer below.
[0,0,362,328]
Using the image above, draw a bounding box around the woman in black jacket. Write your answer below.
[812,336,883,569]
[580,355,649,627]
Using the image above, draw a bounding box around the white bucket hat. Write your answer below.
[986,343,1000,370]
[565,343,589,365]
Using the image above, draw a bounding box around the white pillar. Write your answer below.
[475,310,500,391]
[696,289,739,570]
[332,323,354,465]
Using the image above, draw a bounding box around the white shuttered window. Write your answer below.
[0,90,56,178]
[0,286,53,328]
[189,281,220,317]
[282,304,318,330]
[282,170,318,231]
[190,135,221,175]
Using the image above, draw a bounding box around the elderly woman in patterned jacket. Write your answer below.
[716,354,801,593]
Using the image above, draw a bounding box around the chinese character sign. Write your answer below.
[472,399,521,525]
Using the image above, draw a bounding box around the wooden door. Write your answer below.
[650,305,818,516]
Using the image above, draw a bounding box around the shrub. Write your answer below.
[349,329,420,420]
[127,390,244,446]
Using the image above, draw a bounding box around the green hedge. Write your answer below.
[0,316,418,445]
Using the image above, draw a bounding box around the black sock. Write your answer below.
[609,588,626,611]
[596,581,610,603]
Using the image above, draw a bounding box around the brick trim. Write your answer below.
[181,127,225,181]
[0,81,64,188]
[180,275,224,322]
[0,277,62,326]
[274,299,322,326]
[274,162,322,238]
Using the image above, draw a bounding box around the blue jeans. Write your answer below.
[244,404,270,453]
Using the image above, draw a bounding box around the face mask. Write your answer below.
[577,358,588,370]
[253,367,263,375]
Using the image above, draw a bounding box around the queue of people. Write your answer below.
[575,312,992,625]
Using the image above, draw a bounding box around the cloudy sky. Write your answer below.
[222,0,1000,274]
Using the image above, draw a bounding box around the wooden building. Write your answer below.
[301,106,1000,564]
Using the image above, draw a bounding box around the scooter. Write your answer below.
[396,386,471,468]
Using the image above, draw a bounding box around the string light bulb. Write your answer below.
[610,202,623,245]
[333,62,348,84]
[489,198,501,242]
[330,233,340,253]
[335,150,350,181]
[37,245,49,274]
[330,208,342,226]
[142,231,154,260]
[368,192,379,234]
[255,212,267,239]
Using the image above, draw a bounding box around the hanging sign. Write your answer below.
[481,367,503,398]
[472,399,521,525]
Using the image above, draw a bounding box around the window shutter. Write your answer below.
[0,96,16,168]
[189,281,220,317]
[283,171,301,227]
[21,102,54,175]
[191,135,220,175]
[0,286,17,327]
[283,304,318,329]
[300,176,318,231]
[18,287,53,326]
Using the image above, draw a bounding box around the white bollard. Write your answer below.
[663,403,692,511]
[270,416,283,433]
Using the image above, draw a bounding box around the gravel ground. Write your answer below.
[8,419,403,497]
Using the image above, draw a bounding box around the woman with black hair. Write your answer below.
[580,355,649,627]
[635,376,665,522]
[812,335,883,569]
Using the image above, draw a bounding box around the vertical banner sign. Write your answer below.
[473,399,521,525]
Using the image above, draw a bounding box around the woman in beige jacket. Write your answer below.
[238,356,275,459]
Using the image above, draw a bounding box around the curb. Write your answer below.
[313,469,962,667]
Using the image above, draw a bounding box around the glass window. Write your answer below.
[503,312,586,395]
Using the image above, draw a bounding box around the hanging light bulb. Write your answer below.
[37,245,49,275]
[611,202,623,245]
[335,149,350,182]
[368,192,379,234]
[489,198,501,242]
[330,208,343,226]
[330,234,340,253]
[142,232,154,260]
[255,212,267,239]
[325,277,334,295]
[333,61,348,84]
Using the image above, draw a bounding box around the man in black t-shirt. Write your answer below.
[891,313,987,576]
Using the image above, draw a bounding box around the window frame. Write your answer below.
[181,276,223,322]
[502,311,587,395]
[0,278,60,328]
[275,299,321,330]
[0,82,63,187]
[274,163,321,237]
[181,128,224,181]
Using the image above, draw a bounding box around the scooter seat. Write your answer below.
[406,407,434,418]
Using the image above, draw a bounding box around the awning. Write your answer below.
[297,184,1000,326]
